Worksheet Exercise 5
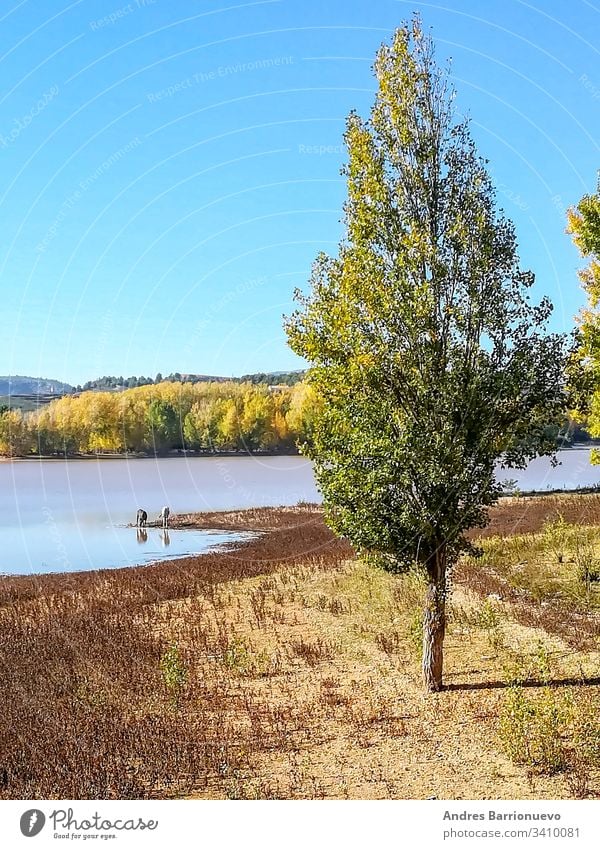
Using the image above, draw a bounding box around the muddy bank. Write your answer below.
[0,505,348,605]
[476,492,600,538]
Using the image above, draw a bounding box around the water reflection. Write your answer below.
[0,455,315,574]
[1,450,595,576]
[0,524,247,575]
[137,527,170,547]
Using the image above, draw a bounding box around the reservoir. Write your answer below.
[0,455,318,575]
[0,449,597,575]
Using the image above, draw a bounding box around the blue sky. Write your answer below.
[0,0,598,385]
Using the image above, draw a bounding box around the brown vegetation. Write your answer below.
[473,492,600,538]
[0,499,598,799]
[0,506,349,798]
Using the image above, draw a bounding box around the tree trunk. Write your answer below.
[422,545,447,692]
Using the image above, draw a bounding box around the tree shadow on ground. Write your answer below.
[444,676,600,692]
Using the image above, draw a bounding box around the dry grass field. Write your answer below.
[0,497,598,799]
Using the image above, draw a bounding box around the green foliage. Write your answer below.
[574,540,600,587]
[83,375,154,391]
[407,610,424,659]
[541,513,571,563]
[145,399,180,453]
[285,19,567,578]
[570,688,600,768]
[499,644,600,784]
[499,685,568,774]
[567,179,600,447]
[284,17,567,690]
[239,370,306,385]
[82,370,306,391]
[221,637,271,677]
[469,518,600,611]
[159,642,187,708]
[183,398,225,449]
[475,599,506,652]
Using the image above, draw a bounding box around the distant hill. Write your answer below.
[0,375,73,395]
[80,374,233,391]
[0,370,306,399]
[80,370,306,392]
[239,370,306,386]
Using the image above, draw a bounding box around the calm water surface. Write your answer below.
[0,450,597,575]
[0,455,319,575]
[495,447,600,492]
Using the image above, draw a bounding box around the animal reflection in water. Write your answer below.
[135,528,169,546]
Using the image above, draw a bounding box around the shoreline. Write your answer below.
[0,504,343,597]
[3,490,600,584]
[0,442,597,463]
[0,449,302,462]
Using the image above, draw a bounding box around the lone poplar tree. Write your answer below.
[285,20,567,691]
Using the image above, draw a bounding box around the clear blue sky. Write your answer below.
[0,0,598,385]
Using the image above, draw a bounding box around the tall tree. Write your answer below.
[567,178,600,452]
[285,19,567,691]
[145,399,180,454]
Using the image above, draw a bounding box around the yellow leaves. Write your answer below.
[349,352,376,380]
[240,389,274,439]
[373,25,423,146]
[567,192,600,255]
[567,190,600,300]
[0,381,318,456]
[405,222,430,259]
[579,259,600,306]
[569,184,600,414]
[272,410,289,441]
[0,408,33,456]
[566,207,584,246]
[285,382,321,438]
[218,399,240,447]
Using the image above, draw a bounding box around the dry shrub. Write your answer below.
[375,630,404,656]
[291,637,334,666]
[0,507,351,799]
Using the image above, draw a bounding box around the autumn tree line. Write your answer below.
[0,381,317,457]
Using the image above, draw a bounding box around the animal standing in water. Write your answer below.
[159,506,170,528]
[136,508,147,527]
